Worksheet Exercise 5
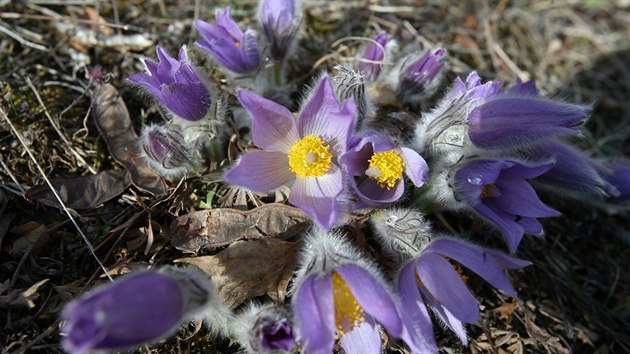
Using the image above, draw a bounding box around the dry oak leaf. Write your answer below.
[169,203,311,252]
[175,238,298,309]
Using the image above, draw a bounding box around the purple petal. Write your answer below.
[298,77,357,156]
[128,72,162,98]
[399,147,429,187]
[468,97,589,149]
[474,202,525,252]
[223,151,294,192]
[289,165,344,230]
[339,317,382,354]
[194,19,232,41]
[358,32,389,80]
[398,264,438,353]
[429,300,468,344]
[335,264,403,336]
[424,239,531,296]
[240,29,261,71]
[353,178,404,208]
[215,7,243,42]
[237,89,299,152]
[294,275,335,354]
[490,178,560,218]
[415,254,479,324]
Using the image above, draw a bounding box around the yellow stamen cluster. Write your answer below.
[235,41,241,48]
[332,272,365,337]
[288,135,333,177]
[480,182,498,199]
[365,150,405,189]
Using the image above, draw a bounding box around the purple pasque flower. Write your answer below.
[399,237,531,344]
[526,140,618,198]
[260,0,299,62]
[462,75,590,150]
[60,267,215,354]
[603,164,630,201]
[128,46,212,121]
[396,48,447,101]
[292,230,404,353]
[195,7,260,74]
[234,303,295,353]
[454,159,561,252]
[223,76,356,230]
[340,130,428,208]
[357,32,390,81]
[140,124,195,178]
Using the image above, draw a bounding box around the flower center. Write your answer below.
[332,272,365,337]
[480,182,500,199]
[365,150,405,189]
[288,135,333,177]
[235,41,241,48]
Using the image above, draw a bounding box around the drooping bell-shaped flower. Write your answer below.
[128,46,212,121]
[414,72,590,157]
[371,208,531,346]
[396,48,447,104]
[140,124,196,178]
[340,130,428,208]
[292,230,408,353]
[357,32,390,81]
[60,266,218,354]
[232,303,296,353]
[453,159,561,252]
[223,76,356,230]
[259,0,300,62]
[603,164,630,201]
[526,140,618,198]
[195,7,260,74]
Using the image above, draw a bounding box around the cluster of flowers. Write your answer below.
[60,0,630,353]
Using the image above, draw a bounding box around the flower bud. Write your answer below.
[60,266,216,354]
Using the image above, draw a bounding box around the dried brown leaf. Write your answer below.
[175,238,298,308]
[91,82,167,195]
[7,222,47,257]
[24,170,130,209]
[493,301,517,323]
[170,203,311,252]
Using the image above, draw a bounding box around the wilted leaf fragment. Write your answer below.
[24,170,130,209]
[91,82,167,195]
[170,204,311,252]
[176,238,298,308]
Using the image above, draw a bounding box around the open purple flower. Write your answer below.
[60,267,215,354]
[260,0,299,62]
[454,159,561,252]
[358,32,390,81]
[400,238,531,344]
[295,264,403,353]
[195,7,260,74]
[396,48,447,102]
[223,76,356,230]
[340,130,428,208]
[292,231,403,353]
[128,46,212,121]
